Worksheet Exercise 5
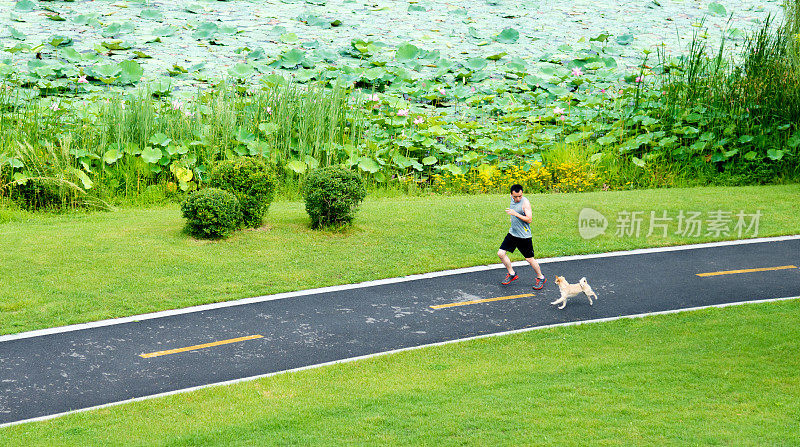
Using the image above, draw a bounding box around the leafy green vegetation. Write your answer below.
[180,187,240,239]
[1,1,799,209]
[301,166,366,228]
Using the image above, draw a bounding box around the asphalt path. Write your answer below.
[1,236,799,427]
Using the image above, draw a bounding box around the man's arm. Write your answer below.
[505,199,533,224]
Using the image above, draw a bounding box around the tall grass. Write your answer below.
[656,14,800,136]
[0,80,360,205]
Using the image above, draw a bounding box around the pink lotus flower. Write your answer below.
[184,110,194,117]
[470,86,476,93]
[171,99,184,111]
[635,76,643,83]
[266,106,272,115]
[571,67,583,76]
[438,88,446,95]
[368,93,380,101]
[413,116,424,125]
[559,115,566,121]
[78,75,88,84]
[600,89,606,93]
[51,102,59,111]
[397,109,409,117]
[553,106,565,115]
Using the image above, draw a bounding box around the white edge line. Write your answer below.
[2,234,799,343]
[2,294,798,429]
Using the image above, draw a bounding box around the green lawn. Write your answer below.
[1,184,799,335]
[4,299,799,445]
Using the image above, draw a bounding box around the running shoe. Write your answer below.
[533,276,547,290]
[501,273,519,285]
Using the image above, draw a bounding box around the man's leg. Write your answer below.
[497,249,515,275]
[525,256,544,279]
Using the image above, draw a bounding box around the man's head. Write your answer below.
[510,184,523,203]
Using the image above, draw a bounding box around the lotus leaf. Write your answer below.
[465,57,487,71]
[738,135,754,143]
[73,14,101,27]
[787,132,800,149]
[616,34,634,45]
[708,2,727,16]
[149,78,172,96]
[280,49,305,68]
[91,63,121,83]
[49,36,73,47]
[140,9,164,21]
[395,43,421,63]
[9,27,26,40]
[9,157,24,168]
[219,25,238,35]
[440,163,467,175]
[102,23,123,38]
[286,159,307,174]
[303,155,320,170]
[15,0,36,11]
[358,157,381,173]
[229,62,255,78]
[103,148,124,165]
[149,133,171,147]
[235,127,255,143]
[59,48,84,63]
[468,27,483,39]
[258,122,279,135]
[72,168,94,189]
[43,10,65,20]
[280,33,299,44]
[119,60,144,85]
[496,28,520,44]
[193,22,218,39]
[102,40,133,51]
[766,149,784,161]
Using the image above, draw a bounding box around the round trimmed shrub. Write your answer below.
[181,188,241,238]
[209,157,276,228]
[301,166,366,229]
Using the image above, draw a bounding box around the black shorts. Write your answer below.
[499,233,535,258]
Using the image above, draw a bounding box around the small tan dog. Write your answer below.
[551,276,598,309]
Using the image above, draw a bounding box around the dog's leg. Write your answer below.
[550,296,567,308]
[585,292,593,306]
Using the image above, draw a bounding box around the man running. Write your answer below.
[497,184,547,290]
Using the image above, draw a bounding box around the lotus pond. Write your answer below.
[0,0,797,206]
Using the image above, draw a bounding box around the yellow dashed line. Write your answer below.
[140,335,264,358]
[697,265,797,277]
[431,293,535,310]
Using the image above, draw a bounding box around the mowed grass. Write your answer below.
[1,184,799,335]
[3,299,799,445]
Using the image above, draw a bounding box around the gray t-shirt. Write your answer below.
[509,197,532,239]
